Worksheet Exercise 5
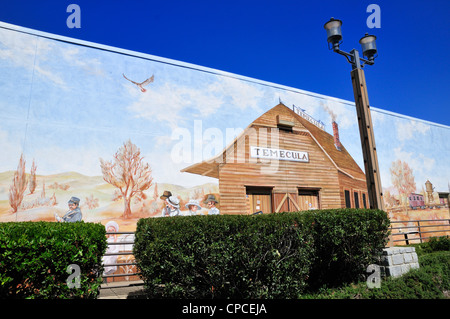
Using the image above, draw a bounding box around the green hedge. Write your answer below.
[0,221,107,299]
[134,208,390,298]
[300,249,450,299]
[303,208,390,289]
[416,236,450,255]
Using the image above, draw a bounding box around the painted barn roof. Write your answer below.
[181,103,366,182]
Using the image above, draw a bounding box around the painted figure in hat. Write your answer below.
[162,195,181,217]
[185,199,202,216]
[204,194,220,215]
[160,190,172,201]
[103,220,120,276]
[55,196,82,222]
[160,190,172,217]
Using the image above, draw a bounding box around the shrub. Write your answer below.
[423,236,450,253]
[0,221,107,299]
[303,208,390,289]
[134,208,390,298]
[134,213,314,298]
[300,250,450,299]
[413,236,450,257]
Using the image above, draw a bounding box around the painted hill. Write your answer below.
[0,170,219,230]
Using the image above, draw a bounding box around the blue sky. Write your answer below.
[0,0,449,127]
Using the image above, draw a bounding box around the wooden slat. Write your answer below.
[274,193,288,213]
[184,104,368,214]
[288,193,300,211]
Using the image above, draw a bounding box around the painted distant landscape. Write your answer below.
[0,166,218,231]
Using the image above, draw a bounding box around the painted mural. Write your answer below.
[1,23,449,240]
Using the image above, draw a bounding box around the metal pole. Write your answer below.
[350,66,384,211]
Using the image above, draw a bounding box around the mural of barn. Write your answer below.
[182,103,369,215]
[0,21,449,235]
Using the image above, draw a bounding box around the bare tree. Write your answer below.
[9,154,28,213]
[29,159,37,194]
[390,159,416,209]
[100,140,153,218]
[153,183,159,202]
[383,190,398,208]
[85,194,99,210]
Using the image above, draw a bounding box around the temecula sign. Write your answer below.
[250,146,309,162]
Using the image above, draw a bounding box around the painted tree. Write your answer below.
[9,154,28,213]
[390,160,416,208]
[29,159,37,194]
[383,190,397,208]
[153,182,159,201]
[85,194,99,210]
[100,140,153,218]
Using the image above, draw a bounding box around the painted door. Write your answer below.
[273,193,300,212]
[298,190,320,210]
[249,194,272,214]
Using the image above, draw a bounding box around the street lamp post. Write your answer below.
[324,18,384,211]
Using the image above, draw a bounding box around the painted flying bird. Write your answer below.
[123,73,154,92]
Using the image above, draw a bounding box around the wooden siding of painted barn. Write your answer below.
[218,106,344,215]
